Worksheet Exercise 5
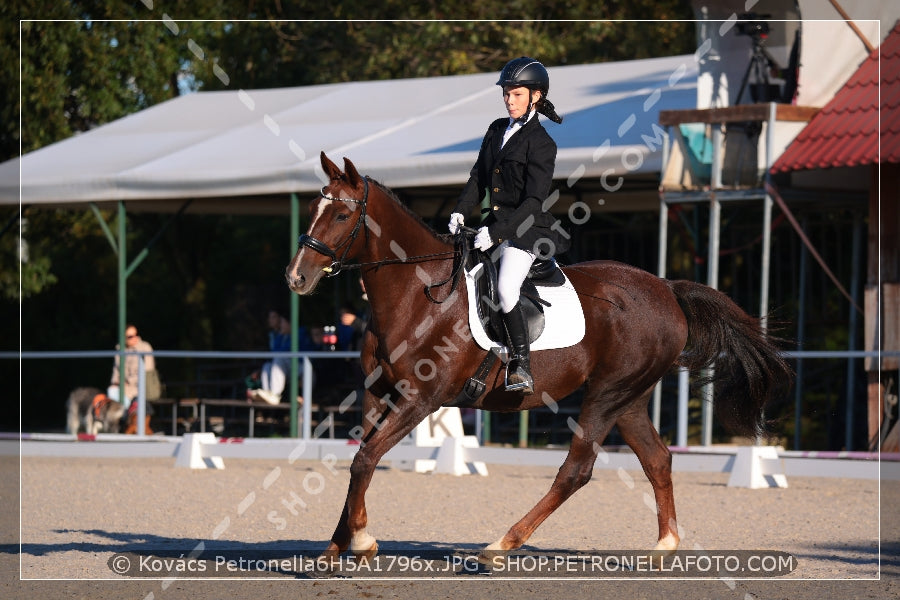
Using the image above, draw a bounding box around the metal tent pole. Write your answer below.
[117,201,127,417]
[653,131,671,432]
[760,103,777,331]
[677,367,689,446]
[701,126,724,446]
[92,199,190,435]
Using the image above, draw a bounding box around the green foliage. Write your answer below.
[0,210,59,300]
[189,16,696,91]
[5,3,696,159]
[7,253,57,300]
[12,15,182,155]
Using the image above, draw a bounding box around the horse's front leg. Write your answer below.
[320,387,432,563]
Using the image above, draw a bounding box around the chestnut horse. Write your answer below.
[286,153,791,564]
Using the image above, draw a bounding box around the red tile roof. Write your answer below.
[770,21,900,172]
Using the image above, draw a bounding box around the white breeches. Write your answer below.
[497,243,536,313]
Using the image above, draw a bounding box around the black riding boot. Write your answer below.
[501,304,534,394]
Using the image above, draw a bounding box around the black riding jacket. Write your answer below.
[454,115,569,256]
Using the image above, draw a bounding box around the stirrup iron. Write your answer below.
[504,354,534,394]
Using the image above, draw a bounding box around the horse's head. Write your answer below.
[286,152,369,295]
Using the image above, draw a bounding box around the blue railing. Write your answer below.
[4,349,898,447]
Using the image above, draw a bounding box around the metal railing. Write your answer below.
[5,349,898,448]
[6,349,359,438]
[661,350,898,450]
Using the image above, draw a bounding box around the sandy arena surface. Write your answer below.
[2,452,898,599]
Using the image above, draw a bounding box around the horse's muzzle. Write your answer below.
[284,267,307,294]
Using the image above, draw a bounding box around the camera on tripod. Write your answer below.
[735,13,771,40]
[733,12,782,104]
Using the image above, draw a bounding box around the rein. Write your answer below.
[298,179,622,308]
[425,228,474,304]
[354,250,458,272]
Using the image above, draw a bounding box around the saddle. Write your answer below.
[426,233,568,408]
[466,249,566,347]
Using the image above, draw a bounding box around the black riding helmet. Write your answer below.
[496,56,550,94]
[496,57,562,124]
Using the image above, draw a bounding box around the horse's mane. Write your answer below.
[369,178,454,245]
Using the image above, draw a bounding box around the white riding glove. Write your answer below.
[473,226,493,251]
[448,212,465,234]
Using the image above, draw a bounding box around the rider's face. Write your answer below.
[503,86,540,120]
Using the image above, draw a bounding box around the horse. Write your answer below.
[285,152,792,566]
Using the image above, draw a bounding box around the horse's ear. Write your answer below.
[343,157,363,189]
[320,152,343,181]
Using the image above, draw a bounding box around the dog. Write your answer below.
[66,387,125,435]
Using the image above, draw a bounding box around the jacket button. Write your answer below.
[494,168,501,174]
[492,187,500,193]
[493,205,499,211]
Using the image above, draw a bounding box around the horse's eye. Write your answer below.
[336,213,349,222]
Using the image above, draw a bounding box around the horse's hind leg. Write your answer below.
[481,389,617,561]
[615,399,680,552]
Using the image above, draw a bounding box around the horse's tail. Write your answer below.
[669,280,793,438]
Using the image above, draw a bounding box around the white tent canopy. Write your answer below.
[0,55,697,207]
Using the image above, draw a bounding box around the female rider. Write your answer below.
[449,57,566,395]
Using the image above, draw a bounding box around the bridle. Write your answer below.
[297,177,370,277]
[296,175,461,282]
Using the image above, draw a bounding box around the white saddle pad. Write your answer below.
[464,263,586,352]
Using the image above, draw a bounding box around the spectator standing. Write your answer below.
[108,324,160,409]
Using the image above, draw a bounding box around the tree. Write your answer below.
[2,6,188,301]
[5,3,696,159]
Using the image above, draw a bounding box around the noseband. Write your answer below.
[297,177,369,277]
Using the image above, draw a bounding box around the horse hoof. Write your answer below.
[649,546,677,558]
[641,548,676,571]
[350,531,378,562]
[652,533,679,554]
[636,536,679,570]
[353,541,378,562]
[477,541,509,567]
